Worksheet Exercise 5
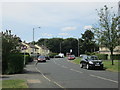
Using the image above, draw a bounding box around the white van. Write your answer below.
[58,53,64,58]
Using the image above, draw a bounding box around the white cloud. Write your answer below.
[41,33,53,37]
[61,27,76,31]
[58,33,69,36]
[84,25,92,30]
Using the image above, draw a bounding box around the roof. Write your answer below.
[39,45,49,50]
[28,44,39,49]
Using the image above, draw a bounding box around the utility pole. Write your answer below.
[78,38,79,57]
[33,27,40,55]
[60,42,61,53]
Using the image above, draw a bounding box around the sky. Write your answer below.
[1,0,119,42]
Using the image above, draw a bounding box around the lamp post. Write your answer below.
[33,27,40,45]
[73,36,80,57]
[78,38,79,57]
[33,27,40,56]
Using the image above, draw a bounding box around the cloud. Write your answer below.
[61,27,76,31]
[41,33,53,37]
[58,33,69,36]
[84,25,92,30]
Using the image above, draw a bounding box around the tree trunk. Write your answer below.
[110,49,114,65]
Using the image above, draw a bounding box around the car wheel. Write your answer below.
[86,64,90,70]
[80,63,83,68]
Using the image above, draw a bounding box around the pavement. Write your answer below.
[2,61,62,88]
[1,58,119,90]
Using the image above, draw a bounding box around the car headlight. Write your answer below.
[89,61,93,64]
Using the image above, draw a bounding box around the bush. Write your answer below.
[96,54,108,60]
[110,54,120,60]
[49,53,58,58]
[6,54,24,74]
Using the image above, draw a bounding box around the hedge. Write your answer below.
[96,54,108,60]
[7,54,24,74]
[23,55,33,64]
[49,53,58,58]
[110,54,120,60]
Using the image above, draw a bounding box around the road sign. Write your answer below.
[70,49,72,53]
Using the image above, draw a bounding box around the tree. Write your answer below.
[2,30,22,74]
[93,5,120,65]
[81,30,97,54]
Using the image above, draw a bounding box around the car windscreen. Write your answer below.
[70,55,75,57]
[38,56,45,58]
[90,56,98,60]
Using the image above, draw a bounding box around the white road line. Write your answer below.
[35,66,65,88]
[35,67,51,82]
[53,81,64,88]
[70,68,83,73]
[90,74,118,83]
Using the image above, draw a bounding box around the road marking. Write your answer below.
[53,81,64,88]
[35,66,65,88]
[70,69,83,73]
[90,74,118,83]
[35,67,51,82]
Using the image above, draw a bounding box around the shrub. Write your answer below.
[96,54,108,60]
[6,53,24,74]
[49,53,58,58]
[110,54,120,60]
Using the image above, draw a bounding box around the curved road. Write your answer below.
[35,58,118,88]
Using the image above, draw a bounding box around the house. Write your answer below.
[99,46,120,55]
[21,42,50,56]
[21,42,39,56]
[35,45,50,56]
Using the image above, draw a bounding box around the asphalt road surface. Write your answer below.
[35,58,118,88]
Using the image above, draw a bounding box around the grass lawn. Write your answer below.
[2,79,28,88]
[72,57,120,72]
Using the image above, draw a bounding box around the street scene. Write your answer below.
[1,0,120,90]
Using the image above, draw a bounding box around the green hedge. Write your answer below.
[96,54,108,60]
[49,53,58,58]
[7,54,24,74]
[110,54,120,60]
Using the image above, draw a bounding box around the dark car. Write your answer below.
[37,56,46,62]
[80,55,103,70]
[68,55,75,60]
[45,56,50,60]
[54,55,61,58]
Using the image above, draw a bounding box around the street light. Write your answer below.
[33,27,40,56]
[73,36,80,57]
[33,27,40,45]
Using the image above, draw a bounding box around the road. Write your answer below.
[35,58,118,88]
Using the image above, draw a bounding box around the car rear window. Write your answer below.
[38,56,45,58]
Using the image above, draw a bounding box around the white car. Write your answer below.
[58,53,64,58]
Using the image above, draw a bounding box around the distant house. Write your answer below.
[35,45,50,56]
[21,42,39,56]
[99,46,120,55]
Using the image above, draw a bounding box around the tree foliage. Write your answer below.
[36,30,98,56]
[93,5,120,65]
[2,30,22,74]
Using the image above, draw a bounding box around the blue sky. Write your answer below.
[2,1,118,42]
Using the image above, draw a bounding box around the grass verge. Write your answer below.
[2,79,28,88]
[72,57,120,72]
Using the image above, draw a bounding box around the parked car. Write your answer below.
[54,55,61,58]
[80,55,103,70]
[68,55,75,60]
[54,53,64,58]
[37,56,46,62]
[45,56,50,60]
[80,54,87,58]
[58,53,64,58]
